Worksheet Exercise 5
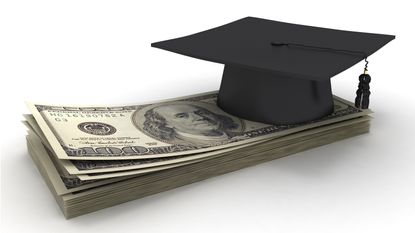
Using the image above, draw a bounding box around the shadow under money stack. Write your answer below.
[24,91,371,219]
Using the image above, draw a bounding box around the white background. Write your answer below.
[1,0,414,232]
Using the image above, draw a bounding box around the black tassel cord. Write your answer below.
[270,42,371,109]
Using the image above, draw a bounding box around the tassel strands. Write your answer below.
[355,57,371,109]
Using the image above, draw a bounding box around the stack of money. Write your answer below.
[23,91,371,219]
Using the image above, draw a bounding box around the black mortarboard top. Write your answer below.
[151,17,395,124]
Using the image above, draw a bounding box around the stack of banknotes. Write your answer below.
[23,91,371,219]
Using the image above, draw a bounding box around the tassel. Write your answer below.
[355,58,371,109]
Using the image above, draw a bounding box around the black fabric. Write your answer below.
[151,17,394,124]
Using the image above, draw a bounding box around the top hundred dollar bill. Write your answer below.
[27,91,368,160]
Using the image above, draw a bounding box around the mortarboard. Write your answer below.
[151,17,395,124]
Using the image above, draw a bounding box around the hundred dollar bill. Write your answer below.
[26,115,371,180]
[25,109,268,176]
[25,113,370,175]
[25,114,262,174]
[27,91,369,160]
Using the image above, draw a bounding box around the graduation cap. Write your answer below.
[151,17,395,124]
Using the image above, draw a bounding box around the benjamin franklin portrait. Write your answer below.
[132,101,245,147]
